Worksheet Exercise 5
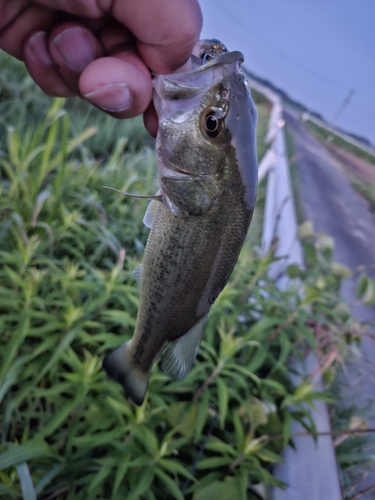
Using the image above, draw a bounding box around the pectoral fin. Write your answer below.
[161,315,207,379]
[132,264,142,286]
[143,192,162,228]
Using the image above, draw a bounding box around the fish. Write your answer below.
[103,40,258,406]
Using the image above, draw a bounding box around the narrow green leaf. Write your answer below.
[126,468,154,500]
[193,476,240,500]
[247,318,280,340]
[0,440,58,471]
[16,462,37,500]
[101,310,136,328]
[34,463,65,495]
[0,313,30,380]
[0,483,21,499]
[196,457,232,470]
[257,448,283,463]
[134,426,158,454]
[71,427,126,448]
[261,379,287,395]
[234,469,248,500]
[217,377,229,429]
[301,286,320,306]
[38,324,83,380]
[158,459,196,481]
[246,347,268,373]
[112,453,131,495]
[275,332,291,367]
[0,357,26,405]
[88,465,112,492]
[229,364,260,384]
[154,467,184,500]
[195,391,210,443]
[128,456,152,468]
[205,438,237,457]
[233,412,245,452]
[39,399,78,438]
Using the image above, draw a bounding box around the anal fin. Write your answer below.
[161,315,207,380]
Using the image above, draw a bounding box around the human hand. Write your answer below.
[0,0,202,135]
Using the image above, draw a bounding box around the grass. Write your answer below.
[331,403,375,500]
[0,52,148,157]
[304,119,375,167]
[245,89,270,249]
[0,50,363,500]
[284,126,305,225]
[349,177,375,213]
[255,104,270,165]
[285,123,375,496]
[302,117,375,213]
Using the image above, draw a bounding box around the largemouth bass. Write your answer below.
[103,41,258,405]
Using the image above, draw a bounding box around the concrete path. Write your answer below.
[284,108,375,499]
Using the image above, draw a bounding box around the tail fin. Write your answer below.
[102,341,150,406]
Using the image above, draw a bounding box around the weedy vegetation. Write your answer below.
[286,121,375,498]
[303,119,375,167]
[0,52,367,499]
[348,177,375,213]
[303,118,375,213]
[332,404,375,500]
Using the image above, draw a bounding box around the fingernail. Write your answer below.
[27,32,53,67]
[83,83,132,112]
[52,28,95,70]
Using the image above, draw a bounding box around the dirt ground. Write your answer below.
[324,142,375,184]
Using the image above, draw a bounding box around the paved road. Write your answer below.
[285,108,375,499]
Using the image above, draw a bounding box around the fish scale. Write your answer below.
[135,191,252,369]
[103,41,258,405]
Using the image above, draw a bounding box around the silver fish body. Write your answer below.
[103,43,258,405]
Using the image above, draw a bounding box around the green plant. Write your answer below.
[0,66,362,500]
[304,120,375,167]
[331,405,375,500]
[284,122,375,494]
[0,51,148,157]
[349,177,375,213]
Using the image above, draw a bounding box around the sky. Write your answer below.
[199,0,375,145]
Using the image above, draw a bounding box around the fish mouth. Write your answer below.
[158,148,196,178]
[158,145,214,179]
[153,50,245,103]
[160,50,244,82]
[154,51,244,80]
[179,50,244,77]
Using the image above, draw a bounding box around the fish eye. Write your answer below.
[202,111,224,138]
[206,115,219,132]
